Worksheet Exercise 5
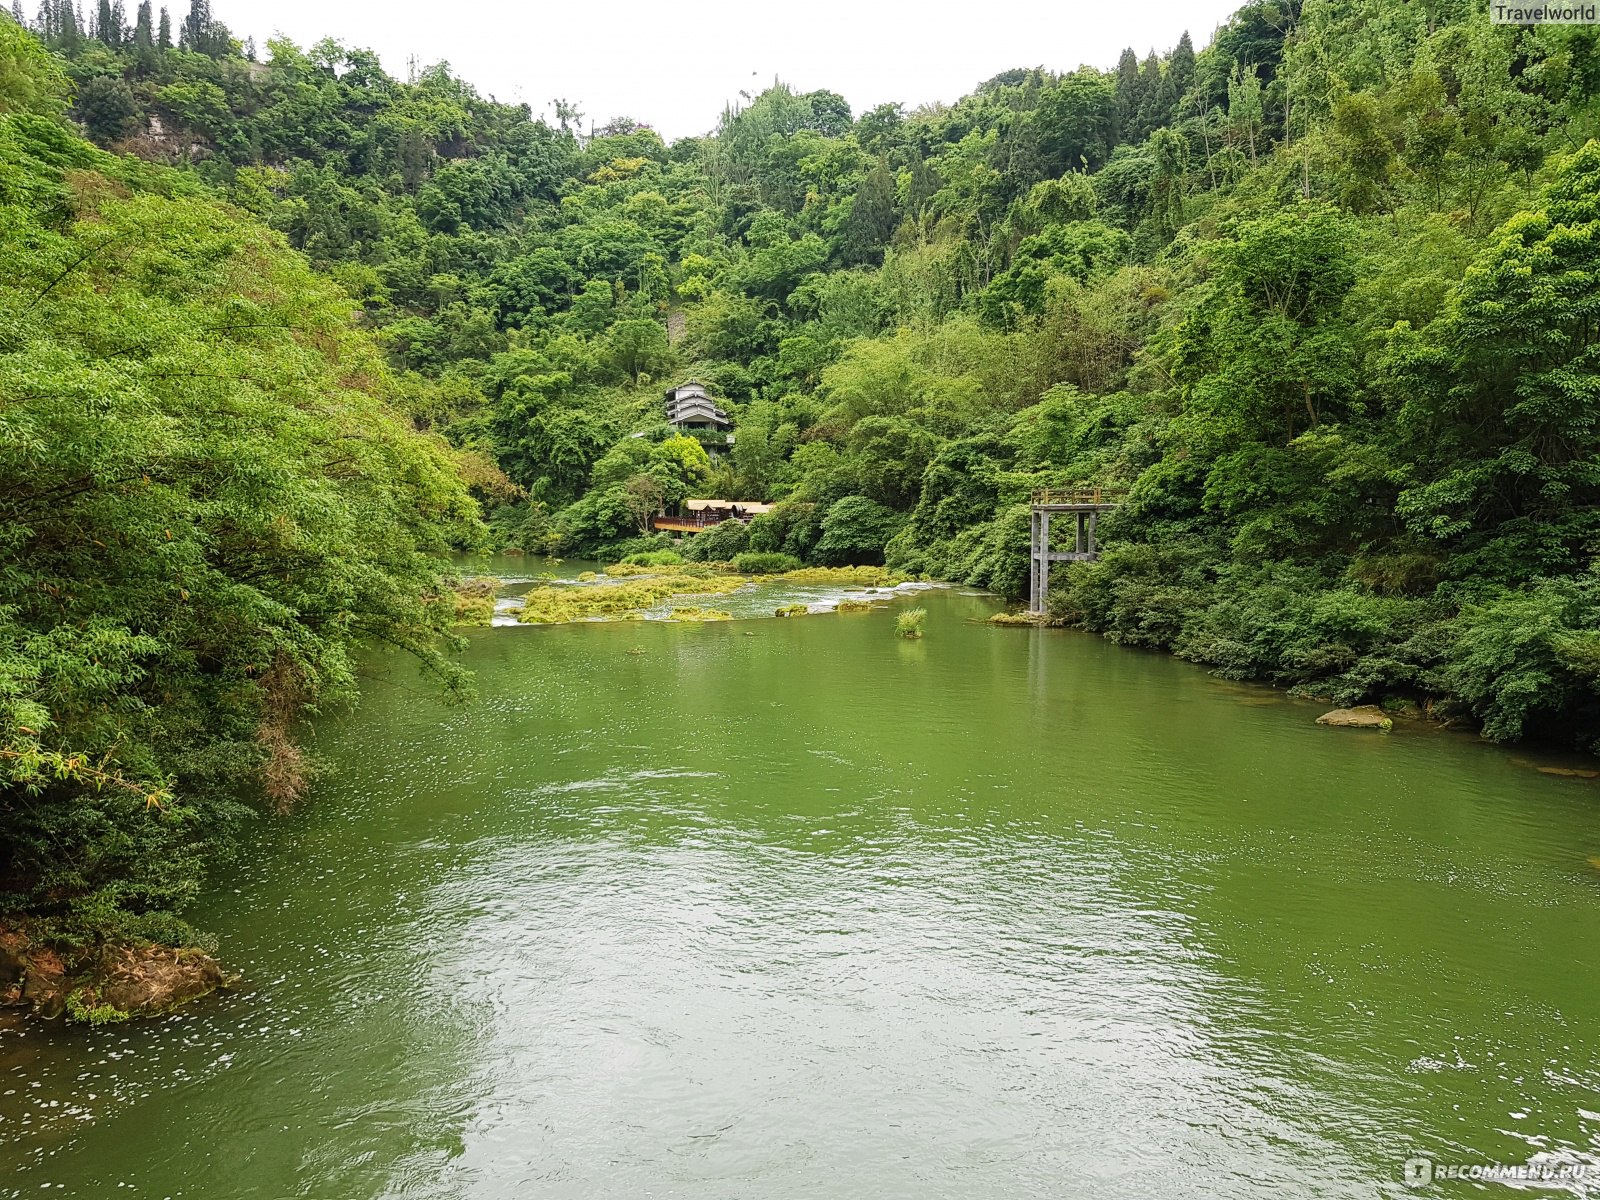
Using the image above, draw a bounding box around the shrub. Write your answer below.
[814,495,907,565]
[734,551,803,574]
[622,549,687,567]
[895,608,927,638]
[747,500,822,559]
[1444,579,1600,747]
[684,519,751,561]
[608,553,684,576]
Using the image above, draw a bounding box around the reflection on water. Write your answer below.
[4,564,1600,1198]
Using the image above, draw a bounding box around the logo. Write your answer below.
[1404,1157,1435,1188]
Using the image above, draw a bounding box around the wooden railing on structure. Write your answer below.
[650,512,748,533]
[1030,486,1127,507]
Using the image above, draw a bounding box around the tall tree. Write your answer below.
[906,154,940,217]
[840,157,899,267]
[178,0,203,49]
[1227,63,1264,163]
[131,0,150,46]
[155,2,167,47]
[58,0,81,48]
[1113,47,1144,144]
[1168,31,1196,109]
[1135,50,1175,135]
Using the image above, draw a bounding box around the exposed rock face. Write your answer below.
[1316,705,1395,731]
[0,928,227,1024]
[96,946,226,1015]
[0,936,26,985]
[17,948,67,1020]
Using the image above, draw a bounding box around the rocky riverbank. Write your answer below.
[0,927,227,1025]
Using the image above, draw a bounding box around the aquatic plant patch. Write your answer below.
[516,574,750,624]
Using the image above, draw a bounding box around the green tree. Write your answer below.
[1173,203,1358,447]
[1113,47,1145,142]
[0,15,67,112]
[1168,31,1196,108]
[75,72,138,142]
[804,88,851,137]
[605,317,671,383]
[814,495,907,564]
[0,118,482,941]
[1392,142,1600,580]
[840,158,898,266]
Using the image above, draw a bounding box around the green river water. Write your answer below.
[4,560,1600,1198]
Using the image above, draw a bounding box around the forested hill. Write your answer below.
[0,18,492,962]
[14,0,1600,743]
[2,0,1600,961]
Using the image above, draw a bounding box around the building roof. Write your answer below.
[685,498,774,513]
[665,380,730,428]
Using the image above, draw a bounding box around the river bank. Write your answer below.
[0,927,226,1024]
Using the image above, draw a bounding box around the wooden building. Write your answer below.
[651,498,774,534]
[664,381,731,433]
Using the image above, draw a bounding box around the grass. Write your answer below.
[516,574,748,624]
[774,604,810,617]
[667,606,732,621]
[988,611,1041,626]
[895,608,927,639]
[450,576,498,626]
[733,551,803,574]
[65,989,130,1026]
[780,565,902,586]
[624,549,687,567]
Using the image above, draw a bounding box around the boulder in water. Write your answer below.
[1316,705,1394,731]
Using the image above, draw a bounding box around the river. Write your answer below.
[3,560,1599,1198]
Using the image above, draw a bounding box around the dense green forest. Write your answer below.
[3,0,1600,958]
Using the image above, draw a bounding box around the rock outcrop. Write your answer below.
[1316,705,1395,731]
[0,927,227,1024]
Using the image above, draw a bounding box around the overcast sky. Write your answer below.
[217,0,1245,140]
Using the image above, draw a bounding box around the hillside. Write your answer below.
[0,17,485,963]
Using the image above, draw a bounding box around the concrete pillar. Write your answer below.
[1037,511,1050,614]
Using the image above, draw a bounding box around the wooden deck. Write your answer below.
[651,513,748,533]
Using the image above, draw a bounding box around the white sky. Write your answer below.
[219,0,1245,140]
